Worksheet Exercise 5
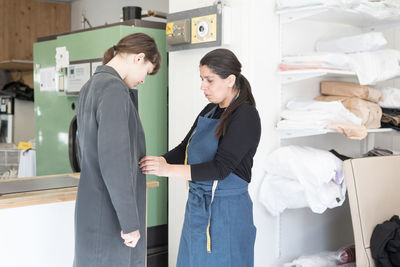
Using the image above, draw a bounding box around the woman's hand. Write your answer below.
[139,156,170,177]
[121,230,140,248]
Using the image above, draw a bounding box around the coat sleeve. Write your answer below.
[96,86,140,234]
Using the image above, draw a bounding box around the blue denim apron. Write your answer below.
[176,105,256,267]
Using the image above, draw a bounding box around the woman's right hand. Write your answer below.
[139,156,170,177]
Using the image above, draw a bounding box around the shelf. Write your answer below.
[279,69,356,84]
[278,128,393,139]
[277,6,400,31]
[0,60,33,71]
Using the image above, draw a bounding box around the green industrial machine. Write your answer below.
[33,21,168,258]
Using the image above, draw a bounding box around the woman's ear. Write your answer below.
[134,53,146,64]
[227,74,236,88]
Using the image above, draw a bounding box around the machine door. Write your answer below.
[69,115,80,172]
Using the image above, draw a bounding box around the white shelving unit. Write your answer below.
[277,5,400,85]
[274,5,400,264]
[277,7,400,138]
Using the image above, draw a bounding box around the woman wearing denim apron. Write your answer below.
[140,48,261,267]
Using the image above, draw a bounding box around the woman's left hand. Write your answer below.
[139,156,170,177]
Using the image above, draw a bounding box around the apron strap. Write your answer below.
[204,106,218,118]
[206,180,218,253]
[184,130,197,189]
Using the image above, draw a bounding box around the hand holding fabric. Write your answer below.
[139,156,169,176]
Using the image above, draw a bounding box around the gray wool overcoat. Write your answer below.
[74,65,146,267]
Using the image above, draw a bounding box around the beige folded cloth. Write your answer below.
[315,96,382,129]
[321,81,382,103]
[328,123,368,140]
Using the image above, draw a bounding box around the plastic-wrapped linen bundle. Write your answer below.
[348,49,400,85]
[316,32,387,54]
[259,146,347,215]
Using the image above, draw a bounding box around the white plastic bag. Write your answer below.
[260,146,346,215]
[284,252,339,267]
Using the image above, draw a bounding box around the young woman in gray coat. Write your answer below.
[74,33,161,267]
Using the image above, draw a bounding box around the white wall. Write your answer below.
[70,0,169,31]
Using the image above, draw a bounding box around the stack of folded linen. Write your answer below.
[378,87,400,131]
[280,53,352,73]
[259,145,347,216]
[280,32,400,85]
[277,98,367,139]
[315,81,383,129]
[316,32,400,84]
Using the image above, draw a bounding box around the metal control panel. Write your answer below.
[166,19,191,45]
[166,5,222,51]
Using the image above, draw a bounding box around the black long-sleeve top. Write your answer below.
[163,103,261,183]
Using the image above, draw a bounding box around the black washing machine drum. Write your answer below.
[69,115,80,172]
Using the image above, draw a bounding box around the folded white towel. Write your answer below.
[278,99,363,130]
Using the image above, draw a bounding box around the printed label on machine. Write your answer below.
[66,63,91,94]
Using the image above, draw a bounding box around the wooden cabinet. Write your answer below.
[0,0,70,70]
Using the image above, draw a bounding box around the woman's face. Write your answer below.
[199,65,236,107]
[125,53,154,88]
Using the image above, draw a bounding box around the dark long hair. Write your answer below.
[200,48,256,138]
[102,33,161,75]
